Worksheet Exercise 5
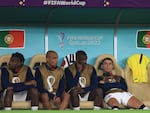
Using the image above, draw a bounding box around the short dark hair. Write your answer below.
[76,50,87,60]
[11,52,25,63]
[46,50,57,58]
[102,57,113,64]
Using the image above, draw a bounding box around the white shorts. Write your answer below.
[79,92,90,102]
[104,92,133,106]
[3,89,27,101]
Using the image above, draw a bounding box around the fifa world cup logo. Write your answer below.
[79,77,86,88]
[47,76,55,92]
[12,77,20,83]
[58,32,65,48]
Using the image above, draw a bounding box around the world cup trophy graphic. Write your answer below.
[47,76,55,92]
[79,77,86,88]
[12,77,20,83]
[58,32,65,48]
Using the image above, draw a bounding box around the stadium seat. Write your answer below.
[94,54,124,77]
[124,53,150,107]
[0,54,11,91]
[0,54,12,109]
[0,54,11,68]
[29,54,46,75]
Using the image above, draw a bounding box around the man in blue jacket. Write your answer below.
[98,57,149,110]
[65,50,103,110]
[35,50,70,110]
[1,52,39,110]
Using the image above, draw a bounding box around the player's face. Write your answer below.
[76,57,87,71]
[46,52,58,67]
[9,56,22,70]
[102,59,114,73]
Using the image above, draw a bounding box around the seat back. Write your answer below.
[94,54,124,77]
[0,54,11,68]
[29,54,46,75]
[124,54,150,107]
[0,54,11,91]
[0,54,11,108]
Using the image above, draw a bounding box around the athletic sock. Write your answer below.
[31,106,38,110]
[4,107,11,110]
[93,106,101,110]
[112,106,119,110]
[142,107,149,110]
[73,107,80,110]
